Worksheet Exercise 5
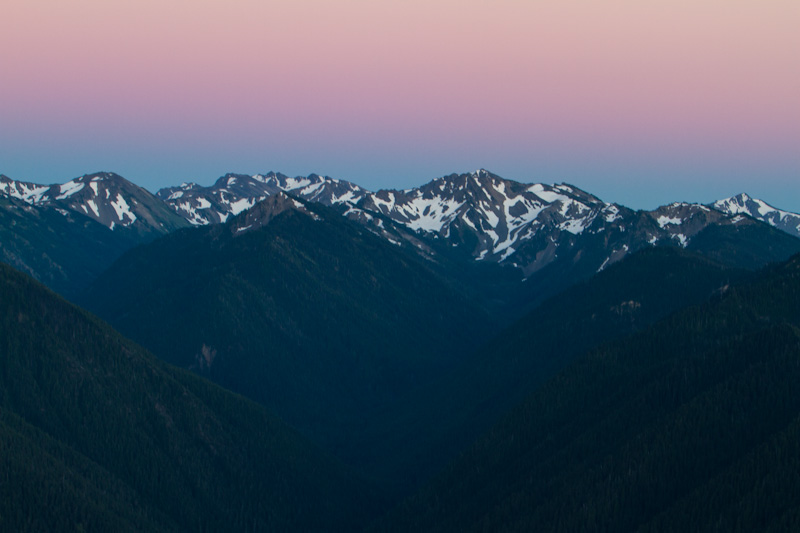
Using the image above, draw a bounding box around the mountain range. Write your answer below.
[2,167,800,530]
[3,168,800,302]
[70,178,799,495]
[155,169,800,274]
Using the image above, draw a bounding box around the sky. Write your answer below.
[1,0,798,211]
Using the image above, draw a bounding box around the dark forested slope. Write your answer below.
[0,195,136,299]
[0,263,377,531]
[384,253,800,532]
[352,247,746,491]
[80,195,496,459]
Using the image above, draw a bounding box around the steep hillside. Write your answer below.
[383,253,800,532]
[80,194,496,460]
[351,247,746,490]
[0,195,135,298]
[0,262,379,531]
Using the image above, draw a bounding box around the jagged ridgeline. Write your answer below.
[3,169,800,304]
[0,263,380,531]
[381,253,800,532]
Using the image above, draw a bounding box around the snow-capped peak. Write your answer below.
[0,172,187,236]
[712,193,800,237]
[354,172,607,265]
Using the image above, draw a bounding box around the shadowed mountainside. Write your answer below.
[0,262,379,531]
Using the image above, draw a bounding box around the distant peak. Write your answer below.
[717,193,751,204]
[469,168,499,180]
[81,171,125,181]
[214,172,252,186]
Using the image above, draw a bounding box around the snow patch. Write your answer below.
[0,181,50,203]
[300,182,324,196]
[483,210,499,228]
[110,194,136,225]
[56,180,84,200]
[657,215,683,228]
[559,215,593,235]
[499,246,516,261]
[393,194,464,233]
[603,205,621,223]
[229,198,255,216]
[283,177,312,190]
[528,183,568,204]
[754,198,777,217]
[462,215,477,231]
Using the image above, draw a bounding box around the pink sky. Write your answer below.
[1,0,798,210]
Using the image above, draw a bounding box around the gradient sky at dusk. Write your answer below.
[2,1,798,210]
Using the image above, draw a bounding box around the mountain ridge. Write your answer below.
[151,168,800,273]
[5,169,797,251]
[3,169,799,301]
[1,171,188,239]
